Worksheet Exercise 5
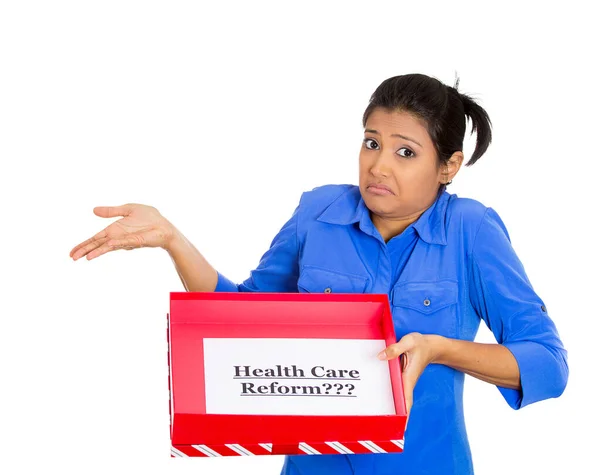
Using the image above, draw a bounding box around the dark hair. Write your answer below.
[362,73,492,167]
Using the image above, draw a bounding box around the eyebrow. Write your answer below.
[364,129,422,148]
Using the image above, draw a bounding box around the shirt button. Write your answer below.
[324,287,332,293]
[423,299,431,307]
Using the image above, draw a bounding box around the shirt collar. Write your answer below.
[411,188,449,245]
[316,187,363,225]
[317,186,450,246]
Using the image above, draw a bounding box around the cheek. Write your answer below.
[358,154,370,177]
[398,161,438,182]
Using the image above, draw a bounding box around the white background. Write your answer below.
[1,1,597,474]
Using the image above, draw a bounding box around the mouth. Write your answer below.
[366,183,394,196]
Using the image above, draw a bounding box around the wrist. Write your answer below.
[425,334,450,365]
[164,226,185,254]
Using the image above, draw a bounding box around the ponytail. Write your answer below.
[459,92,493,166]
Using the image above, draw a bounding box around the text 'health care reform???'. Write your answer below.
[234,365,361,397]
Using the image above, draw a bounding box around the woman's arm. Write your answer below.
[428,335,520,389]
[378,332,521,417]
[380,207,568,415]
[70,203,221,294]
[165,229,219,292]
[468,208,568,408]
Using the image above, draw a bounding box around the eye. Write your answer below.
[363,138,378,150]
[397,147,415,159]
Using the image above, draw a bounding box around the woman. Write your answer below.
[69,73,568,474]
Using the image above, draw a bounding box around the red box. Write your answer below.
[167,292,407,458]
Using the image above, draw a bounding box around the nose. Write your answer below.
[369,152,391,178]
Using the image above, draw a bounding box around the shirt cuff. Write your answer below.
[499,340,568,410]
[214,272,240,293]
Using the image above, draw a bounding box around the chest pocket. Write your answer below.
[297,265,369,294]
[392,280,459,338]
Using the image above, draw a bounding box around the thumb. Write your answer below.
[378,337,412,361]
[93,204,133,218]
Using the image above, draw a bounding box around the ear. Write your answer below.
[440,151,464,184]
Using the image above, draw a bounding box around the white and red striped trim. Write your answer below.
[171,439,404,457]
[171,443,274,457]
[298,442,321,455]
[171,446,188,458]
[325,441,354,454]
[358,440,386,453]
[259,443,273,453]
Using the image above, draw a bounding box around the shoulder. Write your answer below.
[446,194,489,225]
[445,193,511,253]
[300,183,357,202]
[298,184,359,212]
[291,184,360,235]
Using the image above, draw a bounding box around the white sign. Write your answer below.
[203,338,396,416]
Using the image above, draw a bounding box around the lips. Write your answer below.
[366,183,394,195]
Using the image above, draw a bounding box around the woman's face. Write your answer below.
[359,107,450,222]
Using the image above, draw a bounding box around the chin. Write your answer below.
[362,195,394,216]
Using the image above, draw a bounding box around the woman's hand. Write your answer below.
[378,332,442,421]
[69,204,177,261]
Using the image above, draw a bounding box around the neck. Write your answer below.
[371,213,421,242]
[371,188,444,242]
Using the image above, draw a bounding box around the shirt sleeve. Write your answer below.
[214,201,301,293]
[468,207,568,409]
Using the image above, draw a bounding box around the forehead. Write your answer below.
[365,108,430,141]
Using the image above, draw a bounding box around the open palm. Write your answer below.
[69,204,175,261]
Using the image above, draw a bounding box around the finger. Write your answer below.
[86,242,114,261]
[402,371,414,421]
[401,354,430,429]
[86,235,144,260]
[377,337,413,360]
[71,227,109,257]
[73,237,109,261]
[93,204,133,219]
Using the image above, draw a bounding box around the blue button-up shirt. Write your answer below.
[215,184,568,475]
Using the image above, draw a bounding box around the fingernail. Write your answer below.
[377,351,387,360]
